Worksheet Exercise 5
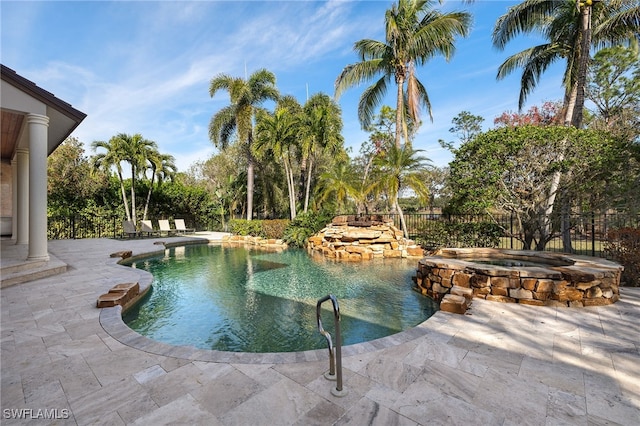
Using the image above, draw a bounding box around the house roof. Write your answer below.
[1,64,87,161]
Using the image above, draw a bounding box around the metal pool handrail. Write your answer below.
[316,294,347,397]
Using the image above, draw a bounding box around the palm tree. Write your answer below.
[371,143,431,238]
[493,0,639,128]
[91,137,131,221]
[494,0,638,251]
[299,93,344,213]
[316,161,359,213]
[120,133,158,226]
[255,97,301,219]
[92,133,157,225]
[209,68,279,220]
[142,150,177,221]
[335,0,471,147]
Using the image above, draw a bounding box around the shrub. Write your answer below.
[229,219,264,237]
[262,219,290,239]
[414,219,502,249]
[283,211,334,248]
[604,227,640,286]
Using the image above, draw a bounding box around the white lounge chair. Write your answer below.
[158,219,174,236]
[174,219,195,234]
[140,220,159,237]
[122,220,139,238]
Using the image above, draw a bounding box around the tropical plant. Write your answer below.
[142,150,176,221]
[299,93,345,212]
[209,68,280,220]
[335,0,471,147]
[282,210,334,248]
[316,161,359,213]
[493,0,639,128]
[255,96,301,219]
[371,142,431,237]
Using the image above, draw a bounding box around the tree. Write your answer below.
[142,150,176,221]
[209,68,279,220]
[255,97,301,219]
[493,0,639,128]
[299,93,344,213]
[316,161,359,213]
[371,142,431,237]
[48,137,109,215]
[587,45,640,131]
[446,125,628,249]
[91,133,157,225]
[493,102,562,128]
[439,110,484,151]
[91,136,131,222]
[335,0,471,147]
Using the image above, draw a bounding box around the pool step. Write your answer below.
[440,286,473,314]
[97,282,140,308]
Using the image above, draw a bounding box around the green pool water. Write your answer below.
[123,244,438,353]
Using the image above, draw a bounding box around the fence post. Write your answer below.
[591,212,596,257]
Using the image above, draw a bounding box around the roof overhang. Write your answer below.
[1,64,87,162]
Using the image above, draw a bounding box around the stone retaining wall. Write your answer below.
[307,215,425,261]
[414,248,624,307]
[222,235,288,252]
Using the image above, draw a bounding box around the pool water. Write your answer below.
[123,244,438,353]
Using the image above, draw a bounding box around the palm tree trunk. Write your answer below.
[246,156,254,220]
[143,171,156,221]
[117,170,131,221]
[283,155,296,220]
[395,76,404,148]
[304,157,313,213]
[572,5,592,129]
[130,165,137,226]
[394,197,408,239]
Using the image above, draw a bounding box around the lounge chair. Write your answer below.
[140,220,159,237]
[158,219,175,236]
[174,219,195,234]
[122,220,139,238]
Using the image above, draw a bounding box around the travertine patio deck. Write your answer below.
[1,237,639,425]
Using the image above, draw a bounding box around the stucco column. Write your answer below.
[11,156,18,239]
[27,113,49,261]
[15,148,29,245]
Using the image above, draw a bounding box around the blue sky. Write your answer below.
[1,0,565,173]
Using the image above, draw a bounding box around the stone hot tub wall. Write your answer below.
[307,215,425,261]
[414,248,624,307]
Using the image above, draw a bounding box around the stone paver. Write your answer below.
[1,236,639,425]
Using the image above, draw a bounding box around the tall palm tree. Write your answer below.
[493,0,639,128]
[371,142,431,238]
[335,0,471,147]
[91,137,130,221]
[209,68,279,220]
[255,97,301,219]
[142,150,177,221]
[494,0,638,251]
[299,93,344,213]
[120,133,158,226]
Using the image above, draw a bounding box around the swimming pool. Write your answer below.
[123,244,438,353]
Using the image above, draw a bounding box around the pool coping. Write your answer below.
[99,305,439,364]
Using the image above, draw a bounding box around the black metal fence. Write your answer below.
[47,212,639,259]
[379,212,640,258]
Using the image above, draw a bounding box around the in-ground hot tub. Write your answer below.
[415,248,624,307]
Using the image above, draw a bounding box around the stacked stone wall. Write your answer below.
[222,235,288,252]
[307,215,425,261]
[414,248,623,307]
